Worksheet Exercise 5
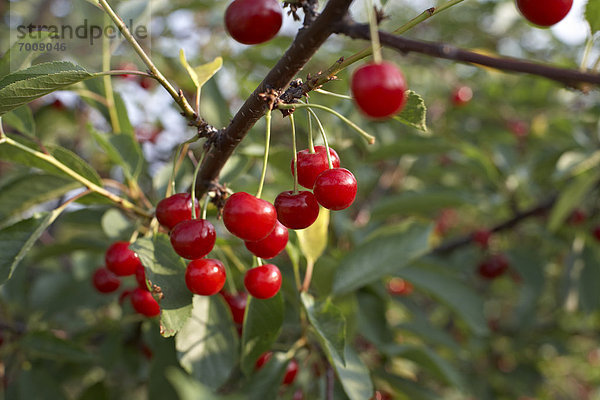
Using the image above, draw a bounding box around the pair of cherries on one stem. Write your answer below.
[156,193,226,297]
[92,241,160,317]
[275,146,357,230]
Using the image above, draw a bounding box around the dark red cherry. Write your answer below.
[351,61,407,119]
[472,229,492,248]
[568,208,587,225]
[130,288,160,317]
[220,291,248,324]
[224,0,283,45]
[292,146,340,189]
[185,258,226,296]
[245,221,289,259]
[92,268,121,293]
[119,289,133,305]
[155,193,200,230]
[170,219,216,260]
[244,264,282,299]
[451,86,473,106]
[255,351,272,369]
[477,254,510,280]
[516,0,572,27]
[313,168,357,211]
[274,190,320,229]
[223,192,277,241]
[283,359,299,385]
[386,278,413,296]
[136,264,148,290]
[105,241,142,276]
[593,226,600,241]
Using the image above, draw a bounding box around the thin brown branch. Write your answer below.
[338,20,600,89]
[194,0,354,197]
[432,194,557,255]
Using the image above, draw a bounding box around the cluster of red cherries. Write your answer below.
[92,241,159,317]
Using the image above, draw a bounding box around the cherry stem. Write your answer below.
[306,99,315,153]
[202,193,211,220]
[366,0,382,64]
[256,257,264,266]
[256,109,272,199]
[306,108,333,169]
[190,149,206,220]
[301,259,315,292]
[167,135,199,197]
[290,113,299,194]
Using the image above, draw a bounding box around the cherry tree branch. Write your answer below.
[336,20,600,88]
[194,0,354,197]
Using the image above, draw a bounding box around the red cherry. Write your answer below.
[313,168,357,211]
[255,351,273,369]
[92,268,121,293]
[139,77,154,90]
[136,264,148,290]
[568,208,587,225]
[477,254,510,280]
[592,226,600,241]
[472,229,492,248]
[170,219,216,260]
[516,0,572,27]
[223,192,277,241]
[224,0,283,45]
[292,146,340,189]
[105,241,142,276]
[245,221,289,259]
[351,61,407,119]
[386,278,413,296]
[118,289,133,305]
[116,62,139,80]
[220,291,248,324]
[274,191,320,229]
[244,264,282,299]
[130,288,160,317]
[283,359,299,385]
[185,258,226,296]
[451,86,473,106]
[155,193,200,230]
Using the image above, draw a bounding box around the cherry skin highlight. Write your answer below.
[155,193,200,230]
[170,219,216,260]
[283,359,299,385]
[224,0,283,45]
[292,146,340,189]
[477,254,510,280]
[516,0,572,27]
[105,241,142,276]
[274,190,320,229]
[244,220,289,259]
[255,351,273,369]
[313,168,357,211]
[92,268,121,293]
[451,86,473,106]
[223,192,277,241]
[130,288,160,317]
[185,258,226,296]
[244,264,282,299]
[351,61,407,119]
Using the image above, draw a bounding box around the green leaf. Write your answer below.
[332,222,433,295]
[296,207,329,264]
[548,170,600,231]
[166,367,241,400]
[0,173,79,223]
[22,330,93,363]
[0,210,66,285]
[579,244,600,312]
[3,105,35,135]
[130,235,193,337]
[91,128,144,180]
[240,293,284,375]
[0,32,53,79]
[367,136,450,161]
[377,372,439,400]
[0,61,92,115]
[330,344,374,400]
[101,209,134,239]
[397,261,489,336]
[301,292,346,365]
[586,0,600,34]
[243,352,291,400]
[381,344,465,390]
[394,90,427,131]
[114,93,134,136]
[371,190,474,219]
[179,50,223,89]
[0,135,103,186]
[15,368,68,400]
[175,295,238,389]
